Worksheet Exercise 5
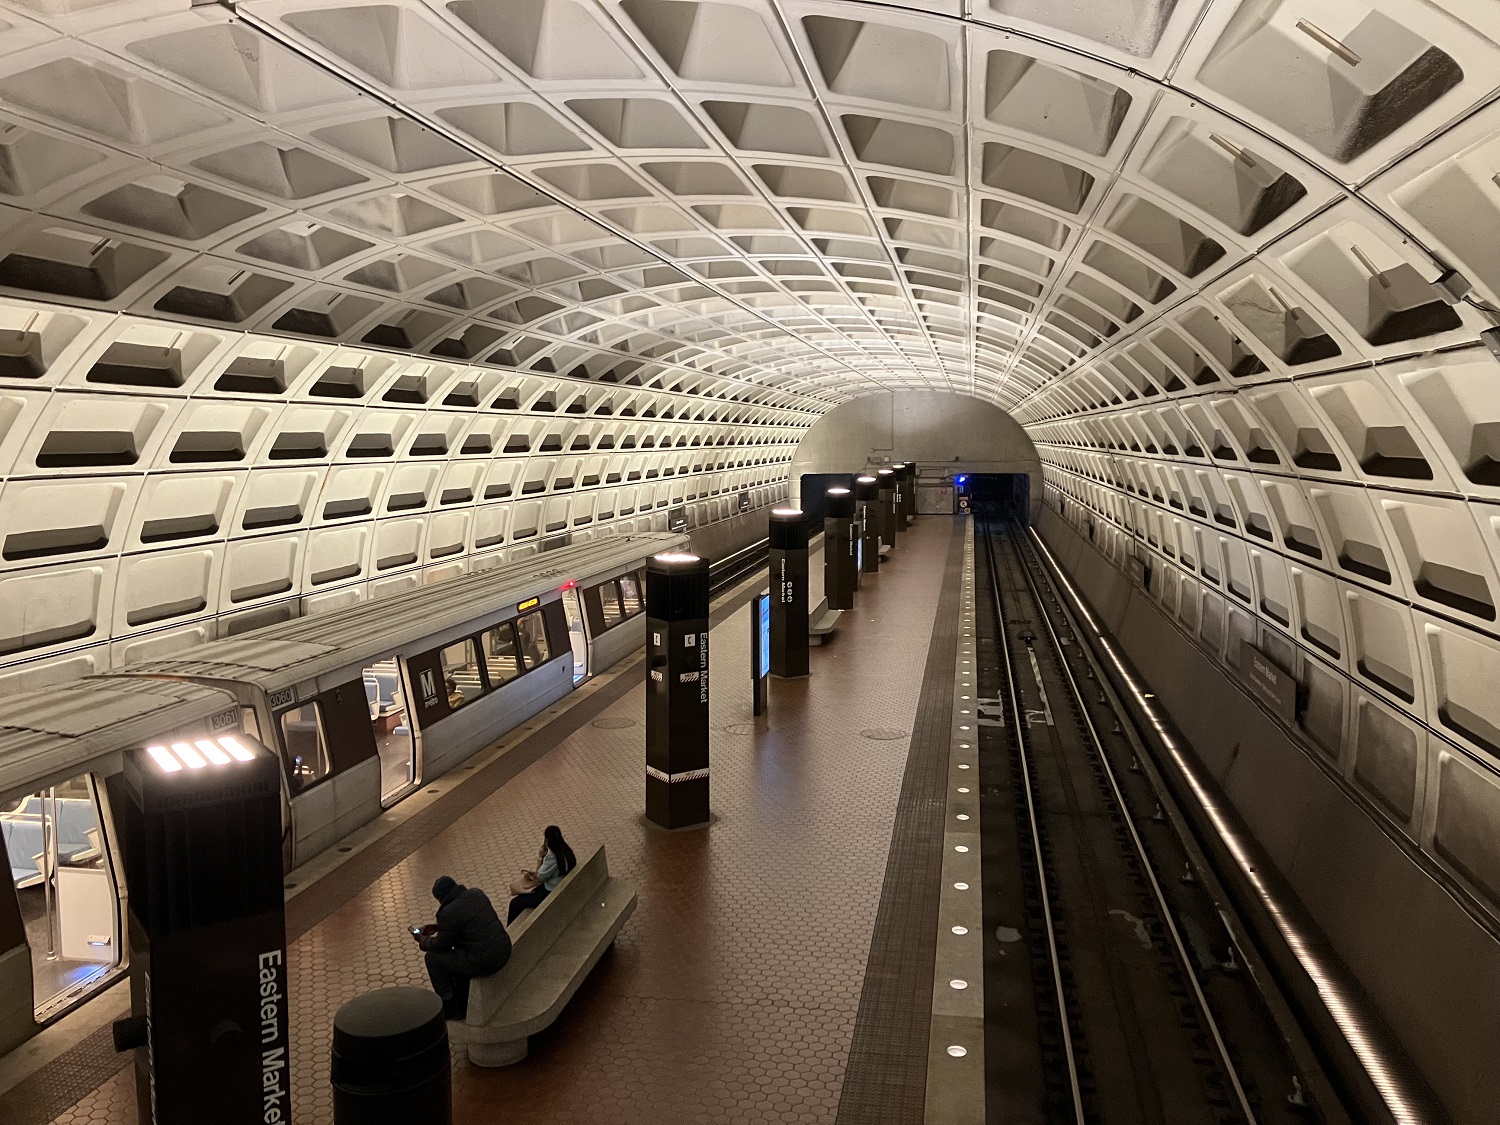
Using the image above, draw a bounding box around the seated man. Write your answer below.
[415,875,512,1020]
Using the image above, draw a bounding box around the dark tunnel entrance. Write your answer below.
[962,473,1030,521]
[799,471,1030,523]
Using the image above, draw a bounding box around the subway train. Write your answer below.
[0,530,687,1052]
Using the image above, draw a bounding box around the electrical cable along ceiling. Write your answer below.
[3,0,1500,906]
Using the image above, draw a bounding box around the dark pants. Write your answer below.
[508,885,549,923]
[425,942,510,1020]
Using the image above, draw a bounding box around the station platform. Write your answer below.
[3,516,967,1125]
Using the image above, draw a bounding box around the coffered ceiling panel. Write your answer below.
[0,0,1497,749]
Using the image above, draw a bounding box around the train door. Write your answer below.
[561,585,589,684]
[363,660,417,806]
[2,773,122,1019]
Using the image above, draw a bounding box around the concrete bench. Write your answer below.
[464,845,636,1066]
[809,596,842,646]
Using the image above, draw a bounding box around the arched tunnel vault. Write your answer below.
[0,0,1497,1114]
[789,390,1043,516]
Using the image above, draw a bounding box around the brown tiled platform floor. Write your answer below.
[40,517,961,1125]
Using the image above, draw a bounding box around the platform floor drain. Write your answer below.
[861,728,908,741]
[723,722,757,736]
[591,716,636,729]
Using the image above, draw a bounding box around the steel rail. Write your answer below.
[1005,521,1259,1124]
[980,518,1086,1124]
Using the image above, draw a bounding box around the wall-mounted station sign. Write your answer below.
[1238,640,1296,723]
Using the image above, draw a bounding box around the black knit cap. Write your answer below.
[432,875,459,901]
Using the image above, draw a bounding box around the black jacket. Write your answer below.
[429,884,511,973]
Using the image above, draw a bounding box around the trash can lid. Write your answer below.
[332,988,445,1064]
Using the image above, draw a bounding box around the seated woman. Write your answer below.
[508,825,577,923]
[415,875,511,1020]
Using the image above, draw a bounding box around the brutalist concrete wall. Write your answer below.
[1036,503,1500,1124]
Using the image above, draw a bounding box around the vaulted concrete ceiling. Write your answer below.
[2,0,1490,406]
[2,0,1500,783]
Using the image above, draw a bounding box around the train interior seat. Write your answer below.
[2,798,97,887]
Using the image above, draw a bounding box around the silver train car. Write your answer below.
[0,676,246,1048]
[0,531,685,1051]
[120,532,685,865]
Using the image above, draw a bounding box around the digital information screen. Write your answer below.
[757,593,771,680]
[751,592,771,715]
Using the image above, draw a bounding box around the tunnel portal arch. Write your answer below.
[789,391,1043,521]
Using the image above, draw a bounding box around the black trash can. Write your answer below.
[331,987,452,1125]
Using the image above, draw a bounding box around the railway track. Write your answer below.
[708,535,769,595]
[976,519,1340,1125]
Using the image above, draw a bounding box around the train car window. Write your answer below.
[618,572,643,618]
[278,702,331,793]
[3,773,122,1018]
[543,600,568,661]
[599,580,626,629]
[482,622,523,686]
[317,678,380,775]
[440,640,485,711]
[582,583,607,636]
[516,611,552,669]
